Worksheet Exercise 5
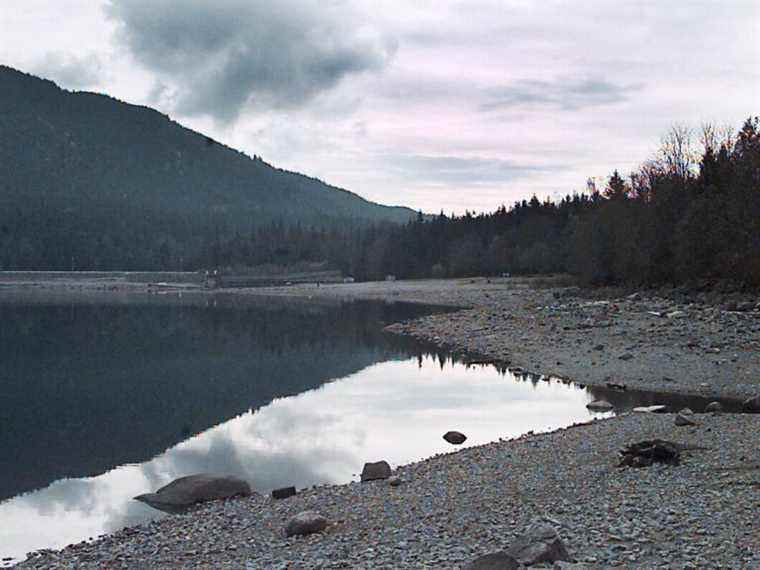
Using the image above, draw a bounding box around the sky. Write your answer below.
[2,1,758,213]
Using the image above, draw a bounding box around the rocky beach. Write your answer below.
[12,277,760,568]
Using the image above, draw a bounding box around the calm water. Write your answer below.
[0,292,724,563]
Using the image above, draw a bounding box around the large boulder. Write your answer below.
[586,400,613,412]
[742,395,760,413]
[463,552,519,570]
[284,511,328,537]
[134,474,251,513]
[505,520,571,566]
[360,460,392,482]
[443,430,467,445]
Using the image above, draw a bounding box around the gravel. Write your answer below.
[17,413,759,568]
[238,277,760,400]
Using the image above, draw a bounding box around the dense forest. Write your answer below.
[208,117,760,286]
[0,66,415,270]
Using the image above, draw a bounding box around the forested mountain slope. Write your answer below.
[0,66,415,269]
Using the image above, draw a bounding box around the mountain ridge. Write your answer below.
[0,65,416,269]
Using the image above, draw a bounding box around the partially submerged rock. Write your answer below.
[463,551,519,570]
[134,474,251,513]
[618,440,681,468]
[443,430,467,445]
[284,511,328,537]
[705,401,723,413]
[360,460,392,482]
[586,400,613,412]
[505,520,571,566]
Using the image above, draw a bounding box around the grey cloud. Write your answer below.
[32,53,103,90]
[482,78,643,112]
[384,154,566,187]
[106,0,395,122]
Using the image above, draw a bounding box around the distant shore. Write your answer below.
[2,274,758,400]
[234,277,760,401]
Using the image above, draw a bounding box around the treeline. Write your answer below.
[207,116,760,286]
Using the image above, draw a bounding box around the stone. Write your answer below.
[505,520,571,566]
[632,405,669,413]
[675,413,697,427]
[463,551,519,570]
[742,395,760,413]
[586,400,614,412]
[679,407,694,415]
[360,460,392,482]
[704,401,723,413]
[388,476,403,487]
[134,474,251,513]
[271,486,296,500]
[618,353,634,361]
[443,430,467,445]
[284,511,328,537]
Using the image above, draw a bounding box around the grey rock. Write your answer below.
[618,353,634,361]
[360,460,392,482]
[705,401,723,413]
[271,486,296,500]
[463,551,519,570]
[742,395,760,413]
[388,476,403,487]
[679,408,694,415]
[505,520,571,566]
[675,413,697,427]
[443,430,467,445]
[284,511,328,537]
[586,400,614,412]
[134,474,251,513]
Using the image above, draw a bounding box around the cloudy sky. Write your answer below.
[2,1,758,213]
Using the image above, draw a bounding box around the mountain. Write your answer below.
[0,66,416,270]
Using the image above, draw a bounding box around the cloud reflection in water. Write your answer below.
[0,355,597,562]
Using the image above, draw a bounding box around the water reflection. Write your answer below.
[1,355,601,562]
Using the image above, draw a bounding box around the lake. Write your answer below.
[0,292,718,564]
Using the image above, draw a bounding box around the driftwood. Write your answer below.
[618,439,681,468]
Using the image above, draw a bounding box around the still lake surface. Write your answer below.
[0,292,714,563]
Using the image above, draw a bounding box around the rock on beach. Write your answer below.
[133,474,251,513]
[443,430,467,445]
[284,511,328,537]
[360,460,392,482]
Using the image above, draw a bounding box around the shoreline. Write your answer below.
[17,412,759,568]
[228,277,760,401]
[6,276,760,568]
